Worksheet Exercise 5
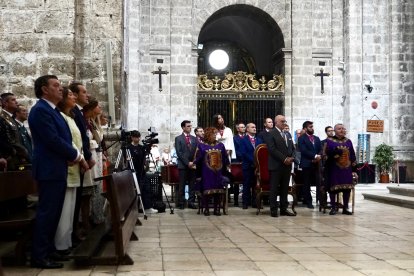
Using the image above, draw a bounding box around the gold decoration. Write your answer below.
[206,149,223,172]
[197,71,284,92]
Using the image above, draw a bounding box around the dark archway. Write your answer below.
[197,4,285,77]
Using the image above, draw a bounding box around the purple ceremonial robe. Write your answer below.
[325,136,356,192]
[194,142,229,195]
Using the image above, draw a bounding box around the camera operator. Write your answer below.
[127,130,158,214]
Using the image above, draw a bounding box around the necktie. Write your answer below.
[249,136,255,147]
[185,135,190,146]
[281,131,287,146]
[309,135,315,144]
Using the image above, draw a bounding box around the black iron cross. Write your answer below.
[152,66,169,92]
[314,68,330,94]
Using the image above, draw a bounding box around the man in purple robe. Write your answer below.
[324,123,357,215]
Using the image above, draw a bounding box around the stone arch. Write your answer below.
[191,1,291,50]
[196,4,285,76]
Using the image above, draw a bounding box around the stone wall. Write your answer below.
[0,0,123,117]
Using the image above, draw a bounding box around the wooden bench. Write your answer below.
[71,170,139,265]
[0,170,36,265]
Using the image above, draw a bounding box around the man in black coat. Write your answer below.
[264,115,296,217]
[174,120,197,209]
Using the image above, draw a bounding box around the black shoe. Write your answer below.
[306,203,315,209]
[49,252,69,261]
[204,209,210,216]
[270,208,278,217]
[31,258,64,269]
[213,210,221,216]
[56,249,71,256]
[342,209,353,215]
[242,204,248,209]
[280,209,296,216]
[329,208,337,215]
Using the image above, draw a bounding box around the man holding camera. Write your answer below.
[127,130,158,214]
[175,120,197,209]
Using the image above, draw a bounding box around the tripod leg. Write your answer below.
[160,181,174,214]
[125,148,148,219]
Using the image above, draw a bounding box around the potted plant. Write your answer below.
[373,143,394,183]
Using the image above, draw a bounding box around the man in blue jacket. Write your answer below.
[29,75,84,269]
[298,121,322,209]
[239,123,263,209]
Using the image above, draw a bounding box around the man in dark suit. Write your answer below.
[68,82,94,242]
[233,122,246,162]
[298,121,322,209]
[239,123,263,209]
[175,120,197,209]
[257,117,273,142]
[264,115,296,217]
[29,75,83,269]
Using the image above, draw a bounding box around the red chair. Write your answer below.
[161,164,179,202]
[254,144,297,215]
[229,162,243,207]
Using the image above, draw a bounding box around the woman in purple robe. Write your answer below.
[324,123,357,215]
[194,127,229,216]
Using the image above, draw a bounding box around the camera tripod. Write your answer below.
[147,152,174,214]
[114,142,148,220]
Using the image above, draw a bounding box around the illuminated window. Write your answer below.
[208,49,229,70]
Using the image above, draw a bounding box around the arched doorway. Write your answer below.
[197,4,285,131]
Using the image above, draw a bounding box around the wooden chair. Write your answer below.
[161,164,179,202]
[229,162,243,206]
[320,175,356,214]
[254,144,298,215]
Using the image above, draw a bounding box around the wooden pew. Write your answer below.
[71,170,139,265]
[0,170,36,265]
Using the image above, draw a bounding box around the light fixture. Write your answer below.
[208,49,229,70]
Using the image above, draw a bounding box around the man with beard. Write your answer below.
[297,121,322,209]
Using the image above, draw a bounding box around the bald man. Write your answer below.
[264,115,296,217]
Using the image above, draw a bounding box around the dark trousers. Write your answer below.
[177,168,195,206]
[140,175,152,210]
[269,168,291,210]
[242,168,255,206]
[72,173,84,237]
[301,166,321,204]
[31,180,66,261]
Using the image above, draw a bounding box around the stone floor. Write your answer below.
[4,183,414,276]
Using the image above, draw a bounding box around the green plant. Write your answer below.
[373,143,394,175]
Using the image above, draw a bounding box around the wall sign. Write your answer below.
[367,120,384,133]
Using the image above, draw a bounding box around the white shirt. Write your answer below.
[216,126,235,159]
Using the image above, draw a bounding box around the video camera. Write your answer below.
[120,127,132,143]
[142,127,159,155]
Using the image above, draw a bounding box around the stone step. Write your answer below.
[362,192,414,209]
[387,185,414,197]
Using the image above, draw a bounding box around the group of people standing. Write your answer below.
[0,75,109,269]
[172,113,357,218]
